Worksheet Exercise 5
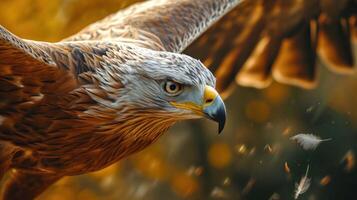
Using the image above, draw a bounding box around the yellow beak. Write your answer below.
[171,86,226,134]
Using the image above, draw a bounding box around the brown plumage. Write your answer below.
[0,0,355,199]
[184,0,356,96]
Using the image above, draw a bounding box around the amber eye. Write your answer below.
[163,80,183,96]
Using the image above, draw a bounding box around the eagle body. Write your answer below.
[1,44,169,175]
[0,0,355,199]
[0,24,222,198]
[0,40,215,174]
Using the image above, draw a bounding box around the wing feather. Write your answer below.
[65,0,240,53]
[0,26,110,146]
[0,26,78,113]
[35,0,357,96]
[272,22,317,89]
[186,0,355,93]
[185,0,268,95]
[236,35,281,89]
[318,16,354,73]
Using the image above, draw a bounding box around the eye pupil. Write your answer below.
[163,81,183,96]
[169,84,176,91]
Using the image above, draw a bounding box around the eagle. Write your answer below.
[0,0,355,199]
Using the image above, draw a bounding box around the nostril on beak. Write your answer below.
[205,98,213,104]
[204,85,219,106]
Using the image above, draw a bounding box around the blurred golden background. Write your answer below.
[1,0,357,199]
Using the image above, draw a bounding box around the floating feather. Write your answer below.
[290,134,331,150]
[210,187,228,199]
[284,161,291,174]
[294,165,311,199]
[341,150,355,172]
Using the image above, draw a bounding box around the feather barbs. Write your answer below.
[294,165,311,199]
[290,133,332,150]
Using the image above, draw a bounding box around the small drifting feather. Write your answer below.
[290,134,331,150]
[264,144,273,153]
[282,126,292,136]
[294,165,311,199]
[222,177,231,186]
[284,162,291,174]
[269,192,280,200]
[341,150,355,172]
[187,166,204,176]
[242,178,256,195]
[210,187,228,199]
[320,175,331,186]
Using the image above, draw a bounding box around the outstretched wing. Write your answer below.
[65,0,240,53]
[0,26,106,145]
[65,0,356,97]
[185,0,356,95]
[0,26,78,115]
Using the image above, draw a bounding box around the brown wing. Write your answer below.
[2,171,62,200]
[65,0,356,98]
[64,0,240,53]
[184,0,271,96]
[185,0,356,97]
[0,26,78,112]
[0,26,85,144]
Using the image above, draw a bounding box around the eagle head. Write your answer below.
[99,45,226,134]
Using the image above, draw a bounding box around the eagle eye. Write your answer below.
[163,80,183,96]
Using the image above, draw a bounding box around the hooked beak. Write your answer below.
[202,86,226,134]
[170,86,226,134]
